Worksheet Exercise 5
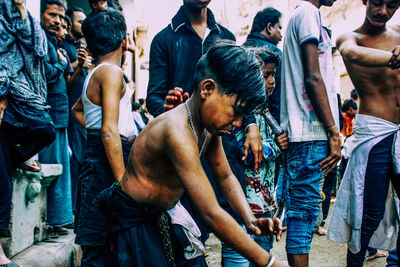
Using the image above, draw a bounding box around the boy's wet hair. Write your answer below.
[82,9,126,60]
[246,46,280,68]
[193,40,267,114]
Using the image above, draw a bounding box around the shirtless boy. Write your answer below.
[327,0,400,265]
[91,41,287,267]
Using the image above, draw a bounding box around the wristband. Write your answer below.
[266,255,275,267]
[326,125,336,131]
[245,123,258,132]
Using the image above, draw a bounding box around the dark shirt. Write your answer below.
[243,32,282,123]
[146,6,236,118]
[60,34,78,63]
[44,32,69,128]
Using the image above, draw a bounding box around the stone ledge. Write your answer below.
[11,231,81,267]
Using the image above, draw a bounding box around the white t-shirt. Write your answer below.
[280,1,339,142]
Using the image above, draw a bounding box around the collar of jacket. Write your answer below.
[246,32,274,45]
[170,6,221,34]
[45,30,59,47]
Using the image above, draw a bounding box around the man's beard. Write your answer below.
[71,27,83,40]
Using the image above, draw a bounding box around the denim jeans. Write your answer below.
[347,134,400,266]
[285,141,328,254]
[0,122,55,230]
[39,128,73,226]
[386,250,398,266]
[221,225,249,267]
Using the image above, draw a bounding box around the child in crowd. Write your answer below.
[83,40,288,267]
[234,47,288,259]
[71,9,136,266]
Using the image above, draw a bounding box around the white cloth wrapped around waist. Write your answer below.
[167,201,205,259]
[327,114,400,253]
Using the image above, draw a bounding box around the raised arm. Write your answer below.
[301,40,341,175]
[100,67,126,181]
[337,32,400,68]
[166,127,284,267]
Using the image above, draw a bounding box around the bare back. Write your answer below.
[338,25,400,123]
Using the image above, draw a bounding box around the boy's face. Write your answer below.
[200,81,243,136]
[364,0,400,27]
[262,63,276,97]
[56,20,68,41]
[92,0,108,11]
[41,4,65,35]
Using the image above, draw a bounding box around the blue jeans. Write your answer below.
[386,250,398,266]
[221,225,249,267]
[39,128,73,227]
[285,141,328,254]
[347,134,400,266]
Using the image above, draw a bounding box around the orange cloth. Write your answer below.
[341,113,354,137]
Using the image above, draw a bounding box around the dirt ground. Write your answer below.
[204,203,388,267]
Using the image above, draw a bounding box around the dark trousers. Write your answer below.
[347,134,400,266]
[321,167,337,225]
[0,122,55,230]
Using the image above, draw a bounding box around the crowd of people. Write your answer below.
[0,0,399,266]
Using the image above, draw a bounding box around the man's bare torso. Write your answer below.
[343,25,400,123]
[120,104,212,210]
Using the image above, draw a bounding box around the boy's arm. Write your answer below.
[100,67,125,181]
[167,129,284,267]
[337,32,400,68]
[301,40,341,176]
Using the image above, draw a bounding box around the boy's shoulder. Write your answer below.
[92,63,124,83]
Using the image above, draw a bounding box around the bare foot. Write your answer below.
[20,159,41,172]
[316,226,327,236]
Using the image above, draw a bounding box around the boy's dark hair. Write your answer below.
[66,7,85,21]
[139,98,145,105]
[342,99,358,112]
[108,0,123,12]
[132,102,141,111]
[82,9,126,60]
[64,15,71,27]
[250,7,282,33]
[350,89,358,101]
[193,40,266,114]
[246,47,280,67]
[89,0,102,5]
[41,0,67,14]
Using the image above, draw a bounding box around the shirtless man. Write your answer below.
[92,41,287,267]
[327,0,400,265]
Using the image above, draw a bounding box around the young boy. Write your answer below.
[88,41,288,267]
[234,47,288,260]
[71,9,136,266]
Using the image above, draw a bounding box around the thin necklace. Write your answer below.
[185,101,207,157]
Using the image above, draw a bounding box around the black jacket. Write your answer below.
[146,6,235,118]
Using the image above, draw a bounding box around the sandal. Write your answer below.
[20,159,41,172]
[367,251,388,261]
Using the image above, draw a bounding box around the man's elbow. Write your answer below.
[304,73,323,90]
[340,48,362,65]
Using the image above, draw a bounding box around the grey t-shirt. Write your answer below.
[280,1,339,142]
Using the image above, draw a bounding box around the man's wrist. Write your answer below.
[245,123,258,133]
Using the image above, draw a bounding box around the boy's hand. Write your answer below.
[243,124,262,172]
[0,98,7,126]
[77,48,88,67]
[272,259,290,267]
[57,50,67,63]
[319,126,341,176]
[164,87,189,111]
[246,217,283,241]
[276,132,289,151]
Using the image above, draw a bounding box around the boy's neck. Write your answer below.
[183,5,208,26]
[96,51,123,68]
[185,96,205,139]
